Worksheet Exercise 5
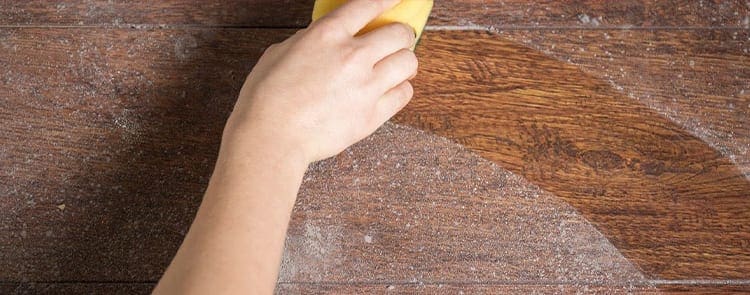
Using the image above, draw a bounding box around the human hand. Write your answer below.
[226,0,418,163]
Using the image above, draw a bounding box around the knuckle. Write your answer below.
[340,44,364,65]
[374,0,388,10]
[364,0,387,14]
[311,19,342,40]
[397,23,416,45]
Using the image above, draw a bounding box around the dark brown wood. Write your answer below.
[1,0,749,290]
[282,124,647,286]
[0,28,287,281]
[278,283,750,294]
[658,284,750,294]
[0,0,314,27]
[0,29,650,285]
[396,30,750,279]
[431,0,750,29]
[1,0,748,28]
[277,283,659,294]
[2,282,748,294]
[496,29,750,177]
[0,283,154,294]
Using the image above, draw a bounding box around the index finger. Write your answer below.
[324,0,402,36]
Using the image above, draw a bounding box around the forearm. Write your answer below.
[155,0,417,292]
[155,120,308,294]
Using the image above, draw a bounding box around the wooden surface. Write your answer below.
[0,283,155,295]
[498,29,750,178]
[396,31,750,279]
[1,1,749,294]
[2,0,748,28]
[2,283,750,294]
[0,28,282,282]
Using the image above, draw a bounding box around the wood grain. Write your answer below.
[281,123,645,286]
[277,283,750,294]
[0,29,651,286]
[0,0,314,27]
[1,2,749,289]
[396,30,750,279]
[0,283,155,295]
[497,29,750,178]
[2,282,747,294]
[0,28,285,281]
[431,0,750,29]
[658,284,750,294]
[1,0,748,28]
[0,29,647,286]
[277,283,655,294]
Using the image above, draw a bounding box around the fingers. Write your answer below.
[370,81,414,129]
[372,48,418,93]
[325,0,402,36]
[357,22,416,62]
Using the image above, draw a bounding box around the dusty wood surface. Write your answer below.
[1,0,749,293]
[281,124,645,286]
[0,28,281,281]
[2,26,749,286]
[0,30,652,284]
[2,283,749,294]
[0,283,155,295]
[277,283,750,294]
[2,0,748,28]
[0,0,314,27]
[397,30,750,279]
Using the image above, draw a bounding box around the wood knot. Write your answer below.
[581,150,624,171]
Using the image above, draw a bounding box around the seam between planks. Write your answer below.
[3,280,750,286]
[0,24,748,30]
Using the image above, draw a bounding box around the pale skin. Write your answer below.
[153,0,418,294]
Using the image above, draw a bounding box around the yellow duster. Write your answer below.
[312,0,434,50]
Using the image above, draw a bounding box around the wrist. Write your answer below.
[220,115,310,177]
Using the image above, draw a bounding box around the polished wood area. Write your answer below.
[498,29,750,176]
[1,1,748,293]
[398,31,750,279]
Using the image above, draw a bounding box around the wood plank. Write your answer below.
[281,124,644,285]
[430,0,750,29]
[1,28,748,281]
[0,28,285,282]
[1,0,748,28]
[276,283,658,294]
[277,283,750,294]
[1,282,747,294]
[0,0,314,27]
[0,283,154,294]
[395,30,750,279]
[497,29,750,178]
[0,29,646,286]
[658,284,750,294]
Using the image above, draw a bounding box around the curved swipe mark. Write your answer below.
[283,123,648,288]
[395,30,750,279]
